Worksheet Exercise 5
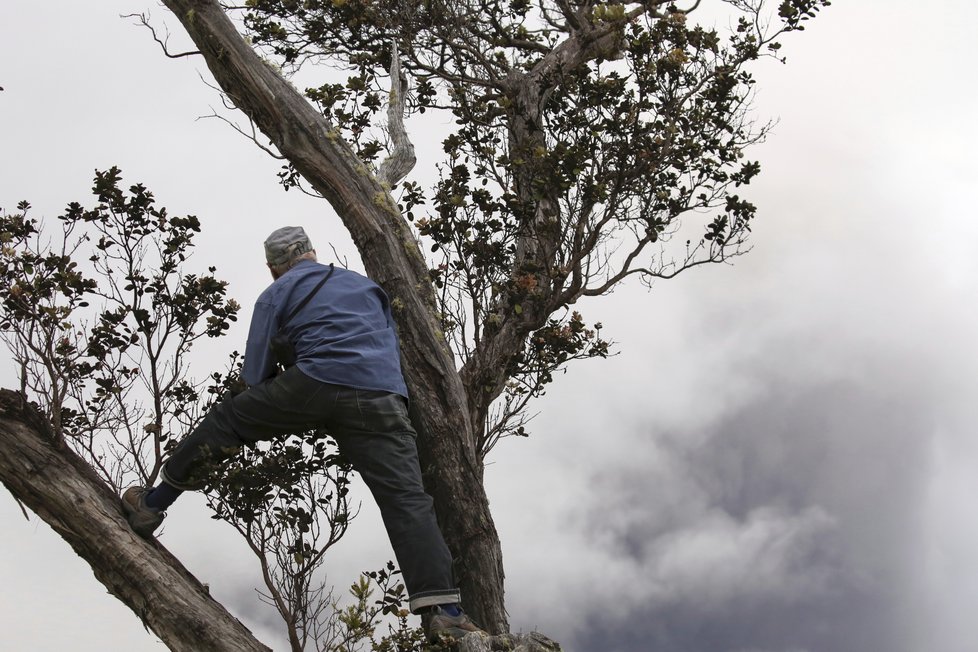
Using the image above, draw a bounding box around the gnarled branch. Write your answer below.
[378,42,417,187]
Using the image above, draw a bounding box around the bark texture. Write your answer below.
[0,389,272,652]
[458,631,562,652]
[159,0,508,632]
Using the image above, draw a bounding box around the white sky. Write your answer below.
[2,2,978,651]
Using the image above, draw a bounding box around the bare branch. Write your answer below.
[378,42,417,187]
[123,13,201,59]
[198,111,285,160]
[11,495,30,521]
[327,243,350,269]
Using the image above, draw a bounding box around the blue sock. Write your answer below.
[440,603,462,617]
[145,481,183,511]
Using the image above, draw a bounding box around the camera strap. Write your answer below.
[282,263,335,328]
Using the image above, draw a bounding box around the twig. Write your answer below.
[327,243,349,269]
[13,496,30,521]
[198,110,285,160]
[123,13,201,59]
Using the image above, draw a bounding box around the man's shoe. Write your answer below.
[121,486,165,537]
[422,605,485,641]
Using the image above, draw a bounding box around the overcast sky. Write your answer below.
[2,2,977,651]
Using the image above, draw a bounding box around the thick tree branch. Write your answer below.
[457,8,667,432]
[0,389,271,652]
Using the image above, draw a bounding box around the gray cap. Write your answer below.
[264,226,313,266]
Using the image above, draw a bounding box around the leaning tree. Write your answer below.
[0,0,828,646]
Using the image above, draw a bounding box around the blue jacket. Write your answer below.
[242,259,408,397]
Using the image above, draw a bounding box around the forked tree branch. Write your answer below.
[124,13,202,59]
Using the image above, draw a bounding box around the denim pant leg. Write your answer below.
[162,367,459,611]
[328,390,460,613]
[162,366,333,489]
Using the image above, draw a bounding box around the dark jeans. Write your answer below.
[161,365,460,612]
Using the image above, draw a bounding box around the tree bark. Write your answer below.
[0,389,272,652]
[158,0,508,632]
[460,632,561,652]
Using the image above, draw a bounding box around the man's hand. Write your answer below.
[228,375,248,397]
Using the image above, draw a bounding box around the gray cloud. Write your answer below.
[568,370,936,652]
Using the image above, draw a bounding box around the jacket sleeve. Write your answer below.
[242,299,277,386]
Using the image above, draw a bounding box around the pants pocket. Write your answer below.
[356,391,414,435]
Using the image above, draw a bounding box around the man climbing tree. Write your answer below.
[123,225,484,641]
[0,0,830,648]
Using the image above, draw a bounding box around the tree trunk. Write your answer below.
[158,0,509,632]
[0,389,272,652]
